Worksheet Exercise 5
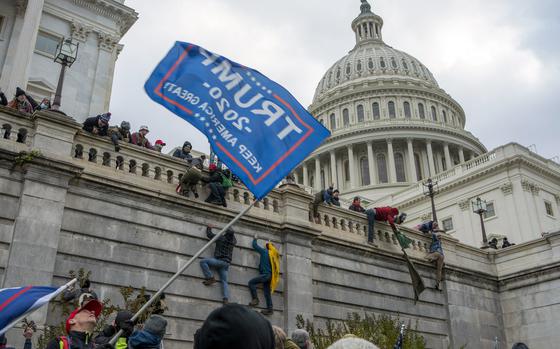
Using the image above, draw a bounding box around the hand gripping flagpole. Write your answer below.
[0,278,78,335]
[109,200,257,345]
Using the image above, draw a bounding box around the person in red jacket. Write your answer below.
[367,206,407,244]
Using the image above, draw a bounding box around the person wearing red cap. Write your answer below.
[154,140,166,153]
[45,299,103,349]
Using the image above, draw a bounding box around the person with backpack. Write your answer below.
[45,299,103,349]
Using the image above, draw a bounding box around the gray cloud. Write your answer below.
[109,0,559,160]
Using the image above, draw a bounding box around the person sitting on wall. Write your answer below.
[488,237,499,249]
[311,187,340,222]
[130,125,154,150]
[45,299,103,349]
[177,157,204,198]
[36,97,51,111]
[199,225,237,305]
[7,87,34,114]
[502,237,515,248]
[108,121,132,152]
[173,141,193,160]
[0,88,7,106]
[202,164,227,207]
[348,196,378,245]
[83,112,111,136]
[417,220,446,291]
[154,139,166,153]
[365,206,407,245]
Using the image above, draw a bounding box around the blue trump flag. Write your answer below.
[145,42,330,199]
[0,285,68,335]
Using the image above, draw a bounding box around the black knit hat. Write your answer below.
[194,304,274,349]
[15,87,26,97]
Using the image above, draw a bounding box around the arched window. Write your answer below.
[395,153,406,182]
[391,57,397,69]
[450,113,454,125]
[344,160,350,182]
[372,102,380,120]
[431,106,437,121]
[360,157,370,186]
[380,57,386,68]
[418,103,425,119]
[403,102,411,118]
[346,64,351,75]
[402,59,409,70]
[368,58,374,69]
[356,60,362,72]
[343,108,350,127]
[441,156,447,171]
[377,154,388,183]
[357,105,365,122]
[442,110,448,123]
[414,153,423,181]
[309,175,314,188]
[330,113,336,130]
[388,101,396,118]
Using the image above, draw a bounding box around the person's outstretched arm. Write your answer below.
[252,234,266,254]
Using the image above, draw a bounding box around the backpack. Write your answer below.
[220,172,233,189]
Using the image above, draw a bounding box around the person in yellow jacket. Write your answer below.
[248,234,280,316]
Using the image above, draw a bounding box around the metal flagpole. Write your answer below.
[109,200,257,345]
[1,278,78,335]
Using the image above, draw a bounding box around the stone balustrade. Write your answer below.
[0,106,34,146]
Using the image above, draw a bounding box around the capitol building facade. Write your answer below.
[294,0,560,247]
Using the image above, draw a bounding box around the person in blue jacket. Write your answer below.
[247,233,273,315]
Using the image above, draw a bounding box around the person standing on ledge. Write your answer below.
[416,220,446,291]
[199,225,237,304]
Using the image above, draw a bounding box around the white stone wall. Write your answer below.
[0,0,137,121]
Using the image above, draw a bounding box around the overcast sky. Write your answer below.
[109,0,559,160]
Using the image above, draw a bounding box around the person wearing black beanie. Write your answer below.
[194,304,274,349]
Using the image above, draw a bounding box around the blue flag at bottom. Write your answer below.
[145,42,330,199]
[0,285,64,335]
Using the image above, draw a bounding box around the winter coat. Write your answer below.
[252,239,272,275]
[349,203,366,213]
[172,148,193,160]
[82,116,108,136]
[207,226,236,263]
[7,98,33,114]
[130,133,154,149]
[108,127,131,145]
[45,331,94,349]
[373,206,399,230]
[284,339,300,349]
[0,92,7,106]
[128,330,162,349]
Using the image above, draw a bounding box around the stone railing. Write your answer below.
[311,202,434,260]
[0,106,34,146]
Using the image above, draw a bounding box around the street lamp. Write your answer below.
[472,197,489,248]
[422,178,439,222]
[51,37,79,113]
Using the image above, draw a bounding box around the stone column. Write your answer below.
[88,32,119,116]
[302,164,309,187]
[314,156,321,191]
[2,161,81,326]
[330,150,337,188]
[407,138,417,182]
[426,140,436,177]
[347,145,356,188]
[0,0,46,95]
[443,143,453,170]
[458,147,465,163]
[293,171,299,184]
[367,142,375,185]
[276,186,318,334]
[387,139,396,183]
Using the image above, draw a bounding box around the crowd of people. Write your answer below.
[0,87,51,114]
